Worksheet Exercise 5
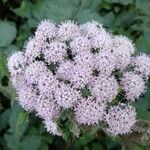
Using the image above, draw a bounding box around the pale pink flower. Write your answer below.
[42,41,67,64]
[54,82,81,109]
[43,119,61,136]
[35,20,57,41]
[93,51,116,77]
[80,21,106,38]
[17,85,38,111]
[8,51,26,76]
[112,35,135,70]
[74,97,106,125]
[105,104,136,136]
[24,61,48,84]
[90,33,113,52]
[36,94,60,120]
[132,53,150,77]
[38,71,59,97]
[70,36,91,54]
[91,76,119,103]
[57,20,81,41]
[24,37,43,64]
[121,72,145,101]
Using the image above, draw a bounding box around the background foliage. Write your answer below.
[0,0,150,149]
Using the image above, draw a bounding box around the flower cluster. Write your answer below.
[8,20,150,136]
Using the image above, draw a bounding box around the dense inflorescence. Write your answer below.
[8,20,150,136]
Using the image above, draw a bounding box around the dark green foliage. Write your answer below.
[0,0,150,149]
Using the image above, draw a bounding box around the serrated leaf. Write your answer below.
[0,21,17,47]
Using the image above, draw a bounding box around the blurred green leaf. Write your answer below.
[77,9,103,24]
[103,12,115,27]
[32,0,77,22]
[135,36,150,54]
[21,135,42,150]
[13,0,32,18]
[39,141,49,150]
[0,109,10,128]
[0,21,17,47]
[9,102,28,136]
[4,134,21,150]
[92,143,103,150]
[136,0,150,15]
[42,134,53,144]
[135,86,150,120]
[105,0,134,5]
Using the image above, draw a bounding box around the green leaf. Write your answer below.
[4,134,21,150]
[92,143,103,150]
[135,36,150,54]
[32,0,77,22]
[114,11,135,28]
[103,12,115,28]
[13,0,32,18]
[136,0,150,15]
[0,45,18,77]
[0,109,10,128]
[0,85,15,100]
[0,21,17,47]
[77,9,103,24]
[42,134,53,144]
[105,0,134,5]
[9,102,28,136]
[15,112,28,136]
[39,142,49,150]
[21,135,42,150]
[135,86,150,120]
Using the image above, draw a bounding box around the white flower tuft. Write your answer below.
[24,61,48,84]
[74,97,106,125]
[8,51,26,75]
[42,41,67,64]
[105,104,136,136]
[8,20,150,137]
[54,82,81,109]
[43,119,61,136]
[57,20,81,41]
[132,53,150,77]
[17,85,38,111]
[35,20,57,41]
[91,76,119,103]
[80,21,106,38]
[121,72,145,101]
[93,51,116,77]
[36,94,60,120]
